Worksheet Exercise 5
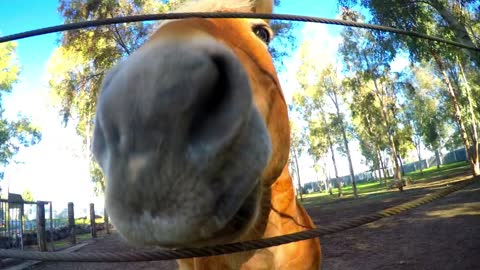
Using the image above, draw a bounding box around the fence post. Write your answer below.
[36,202,47,251]
[20,203,24,250]
[104,208,110,234]
[90,203,97,238]
[68,202,76,245]
[49,202,55,251]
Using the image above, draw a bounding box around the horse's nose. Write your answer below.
[93,37,272,247]
[93,38,253,164]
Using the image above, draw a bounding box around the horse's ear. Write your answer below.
[251,0,273,14]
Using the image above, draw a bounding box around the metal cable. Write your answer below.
[0,13,479,52]
[0,176,476,262]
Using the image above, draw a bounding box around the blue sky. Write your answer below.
[0,0,371,213]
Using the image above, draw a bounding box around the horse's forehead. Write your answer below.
[148,18,271,67]
[152,18,262,41]
[145,17,285,103]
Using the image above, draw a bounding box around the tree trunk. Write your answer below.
[398,154,405,176]
[374,148,382,181]
[365,50,402,187]
[323,159,334,195]
[428,0,480,66]
[388,132,403,182]
[292,149,303,201]
[458,58,480,175]
[329,142,343,197]
[379,151,388,186]
[435,149,442,169]
[414,135,424,174]
[332,92,358,197]
[377,150,386,184]
[431,50,478,175]
[323,112,343,197]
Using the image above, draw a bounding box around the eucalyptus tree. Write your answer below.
[288,119,306,201]
[339,10,406,187]
[292,42,346,197]
[338,0,480,175]
[318,65,357,196]
[338,0,480,66]
[401,63,451,169]
[348,80,391,184]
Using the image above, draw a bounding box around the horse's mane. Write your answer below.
[174,0,254,13]
[155,0,254,29]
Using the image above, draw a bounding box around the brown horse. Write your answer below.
[92,0,321,269]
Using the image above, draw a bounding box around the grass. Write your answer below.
[300,161,471,207]
[404,161,470,183]
[50,217,105,227]
[52,232,93,250]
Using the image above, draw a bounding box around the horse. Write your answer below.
[92,0,321,269]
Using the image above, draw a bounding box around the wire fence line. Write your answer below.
[0,12,479,53]
[0,175,476,262]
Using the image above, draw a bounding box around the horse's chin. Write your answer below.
[162,182,261,249]
[107,178,262,249]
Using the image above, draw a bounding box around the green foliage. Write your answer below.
[401,63,450,152]
[0,42,20,92]
[339,10,406,178]
[22,189,34,202]
[0,42,41,179]
[338,1,480,176]
[338,0,480,66]
[292,42,333,162]
[49,0,184,192]
[269,1,300,72]
[269,20,300,72]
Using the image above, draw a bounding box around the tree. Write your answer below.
[288,118,306,201]
[339,0,480,176]
[349,81,390,185]
[21,189,34,202]
[292,41,344,197]
[401,63,450,169]
[338,0,480,66]
[269,0,301,72]
[0,41,41,179]
[320,65,358,197]
[339,10,406,190]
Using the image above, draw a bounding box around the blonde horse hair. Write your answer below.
[174,0,254,13]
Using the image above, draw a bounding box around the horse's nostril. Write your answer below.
[188,56,229,144]
[184,48,253,161]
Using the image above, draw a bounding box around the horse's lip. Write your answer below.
[161,181,260,249]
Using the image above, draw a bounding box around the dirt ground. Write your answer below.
[31,173,480,270]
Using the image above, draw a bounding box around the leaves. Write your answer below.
[0,43,42,178]
[0,42,20,92]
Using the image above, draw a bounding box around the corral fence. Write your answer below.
[0,194,110,252]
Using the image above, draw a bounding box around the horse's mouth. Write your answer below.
[161,180,261,249]
[107,173,263,249]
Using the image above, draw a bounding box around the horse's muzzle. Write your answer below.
[92,37,272,247]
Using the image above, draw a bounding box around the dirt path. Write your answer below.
[318,176,480,270]
[32,175,479,270]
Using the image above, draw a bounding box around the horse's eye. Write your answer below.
[253,25,271,44]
